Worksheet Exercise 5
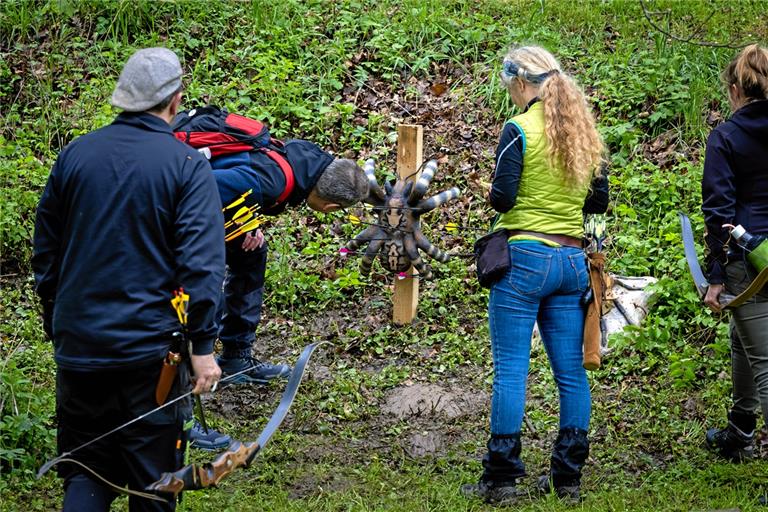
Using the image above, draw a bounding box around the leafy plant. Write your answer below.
[2,1,768,510]
[0,284,56,477]
[0,141,50,271]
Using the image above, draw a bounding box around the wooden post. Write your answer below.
[393,124,422,325]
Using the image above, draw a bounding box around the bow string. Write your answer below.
[145,341,326,499]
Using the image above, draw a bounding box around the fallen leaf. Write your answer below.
[430,82,448,96]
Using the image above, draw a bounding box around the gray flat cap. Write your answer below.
[110,47,182,112]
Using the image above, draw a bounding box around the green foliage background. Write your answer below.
[1,0,767,510]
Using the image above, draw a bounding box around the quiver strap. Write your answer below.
[583,252,607,371]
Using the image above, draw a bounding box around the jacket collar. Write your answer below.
[734,98,768,117]
[523,97,541,113]
[113,112,173,134]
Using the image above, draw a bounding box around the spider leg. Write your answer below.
[363,158,386,205]
[403,181,414,198]
[415,186,461,214]
[403,235,433,280]
[414,229,449,263]
[408,159,437,205]
[360,238,385,275]
[346,225,381,251]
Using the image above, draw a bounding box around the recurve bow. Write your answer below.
[678,212,768,308]
[145,341,325,499]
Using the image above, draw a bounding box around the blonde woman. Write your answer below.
[462,46,608,505]
[703,44,768,463]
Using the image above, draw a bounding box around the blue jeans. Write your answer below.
[217,240,267,354]
[488,242,591,434]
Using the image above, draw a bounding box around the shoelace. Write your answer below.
[243,357,269,370]
[191,420,228,440]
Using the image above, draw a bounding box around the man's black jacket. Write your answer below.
[32,113,225,371]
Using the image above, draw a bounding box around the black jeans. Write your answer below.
[218,240,268,353]
[57,360,191,511]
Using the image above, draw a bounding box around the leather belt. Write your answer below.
[507,230,583,248]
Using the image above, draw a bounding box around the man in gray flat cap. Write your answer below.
[33,47,224,511]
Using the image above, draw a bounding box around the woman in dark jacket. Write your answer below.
[702,44,768,462]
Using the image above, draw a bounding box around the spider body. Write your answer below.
[346,159,461,279]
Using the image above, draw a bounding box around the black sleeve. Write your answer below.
[32,159,64,339]
[583,162,609,214]
[174,156,226,356]
[490,122,525,213]
[702,129,735,284]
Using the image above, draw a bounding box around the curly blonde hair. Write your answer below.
[501,46,604,187]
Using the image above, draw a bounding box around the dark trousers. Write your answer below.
[218,240,268,354]
[57,361,191,512]
[726,260,768,425]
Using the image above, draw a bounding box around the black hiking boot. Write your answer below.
[706,410,756,463]
[537,475,581,505]
[217,351,291,385]
[460,480,523,505]
[461,433,526,505]
[540,427,589,504]
[188,420,231,451]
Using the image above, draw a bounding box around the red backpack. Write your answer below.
[172,106,294,206]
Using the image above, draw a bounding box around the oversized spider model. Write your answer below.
[345,159,462,280]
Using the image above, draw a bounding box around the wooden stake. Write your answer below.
[393,124,422,325]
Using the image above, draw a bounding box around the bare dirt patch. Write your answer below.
[380,382,485,421]
[404,430,444,458]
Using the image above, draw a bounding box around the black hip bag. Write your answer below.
[474,229,510,288]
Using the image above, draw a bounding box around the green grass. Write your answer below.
[2,0,768,510]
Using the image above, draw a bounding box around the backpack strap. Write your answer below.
[260,147,295,206]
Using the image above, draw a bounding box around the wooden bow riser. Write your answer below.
[148,441,260,499]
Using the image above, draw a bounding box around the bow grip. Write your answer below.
[146,440,260,498]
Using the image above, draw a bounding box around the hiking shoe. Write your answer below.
[537,475,581,504]
[706,423,755,462]
[189,420,231,451]
[460,481,522,505]
[218,355,291,385]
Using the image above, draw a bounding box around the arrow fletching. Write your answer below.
[222,189,253,211]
